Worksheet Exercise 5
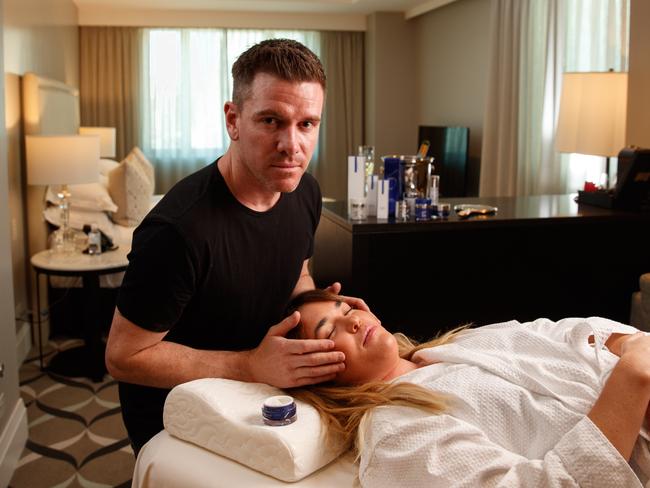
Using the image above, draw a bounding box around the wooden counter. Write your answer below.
[312,195,650,338]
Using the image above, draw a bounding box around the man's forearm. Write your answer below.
[109,340,254,389]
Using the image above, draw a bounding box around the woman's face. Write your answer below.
[297,300,400,385]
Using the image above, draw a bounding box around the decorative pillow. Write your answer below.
[108,147,155,226]
[45,182,118,213]
[163,378,347,482]
[99,158,120,176]
[126,147,155,186]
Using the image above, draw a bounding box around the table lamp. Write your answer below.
[79,126,116,158]
[26,135,100,251]
[555,71,628,206]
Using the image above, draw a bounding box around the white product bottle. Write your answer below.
[88,223,102,255]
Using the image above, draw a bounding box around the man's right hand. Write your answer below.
[247,311,346,388]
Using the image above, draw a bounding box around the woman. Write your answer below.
[287,289,650,487]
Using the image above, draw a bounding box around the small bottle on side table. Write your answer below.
[87,224,102,255]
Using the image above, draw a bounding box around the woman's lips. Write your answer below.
[363,326,376,346]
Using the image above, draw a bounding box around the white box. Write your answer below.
[347,155,365,215]
[366,175,378,216]
[377,178,389,219]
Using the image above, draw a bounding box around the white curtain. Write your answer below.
[480,0,529,197]
[140,28,320,192]
[480,0,629,197]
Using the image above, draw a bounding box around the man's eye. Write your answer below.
[326,326,335,339]
[263,117,277,125]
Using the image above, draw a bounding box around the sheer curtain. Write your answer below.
[79,27,142,161]
[140,28,320,192]
[480,0,629,197]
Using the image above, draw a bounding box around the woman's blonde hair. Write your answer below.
[286,289,468,457]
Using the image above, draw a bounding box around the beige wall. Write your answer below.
[413,0,492,195]
[1,1,78,469]
[3,0,78,330]
[78,6,365,31]
[0,1,23,481]
[4,0,79,87]
[364,1,491,195]
[626,0,650,148]
[365,12,418,159]
[0,0,79,468]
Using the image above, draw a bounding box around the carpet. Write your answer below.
[8,339,134,488]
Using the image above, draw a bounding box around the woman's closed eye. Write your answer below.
[327,307,355,338]
[313,304,357,339]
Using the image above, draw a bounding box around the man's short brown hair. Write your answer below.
[231,38,326,107]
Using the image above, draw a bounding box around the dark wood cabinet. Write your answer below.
[312,195,650,340]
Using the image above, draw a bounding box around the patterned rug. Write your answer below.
[9,339,135,488]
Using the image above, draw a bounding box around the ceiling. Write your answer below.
[72,0,457,19]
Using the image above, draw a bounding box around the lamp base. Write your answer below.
[576,189,615,209]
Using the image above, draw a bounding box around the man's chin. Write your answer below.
[269,174,303,193]
[274,181,301,193]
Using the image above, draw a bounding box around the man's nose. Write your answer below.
[278,126,300,155]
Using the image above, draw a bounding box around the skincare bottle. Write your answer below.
[87,223,102,255]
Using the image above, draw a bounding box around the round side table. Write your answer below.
[31,246,130,382]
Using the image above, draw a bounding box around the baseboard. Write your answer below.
[16,321,31,366]
[0,399,28,488]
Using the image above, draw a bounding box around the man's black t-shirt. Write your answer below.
[116,161,321,450]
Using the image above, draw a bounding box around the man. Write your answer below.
[105,39,367,455]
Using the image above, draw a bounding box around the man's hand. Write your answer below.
[247,311,346,388]
[325,282,378,321]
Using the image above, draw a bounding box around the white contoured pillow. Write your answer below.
[163,378,347,482]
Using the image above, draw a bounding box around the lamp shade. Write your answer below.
[26,135,100,185]
[555,72,628,157]
[79,126,116,158]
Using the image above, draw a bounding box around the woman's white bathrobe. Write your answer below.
[359,317,650,487]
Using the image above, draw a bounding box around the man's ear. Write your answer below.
[224,101,240,140]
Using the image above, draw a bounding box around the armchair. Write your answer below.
[630,274,650,332]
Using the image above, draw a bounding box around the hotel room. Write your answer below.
[1,0,650,486]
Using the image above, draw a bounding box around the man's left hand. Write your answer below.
[325,282,379,322]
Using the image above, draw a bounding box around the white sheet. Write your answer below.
[133,431,358,488]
